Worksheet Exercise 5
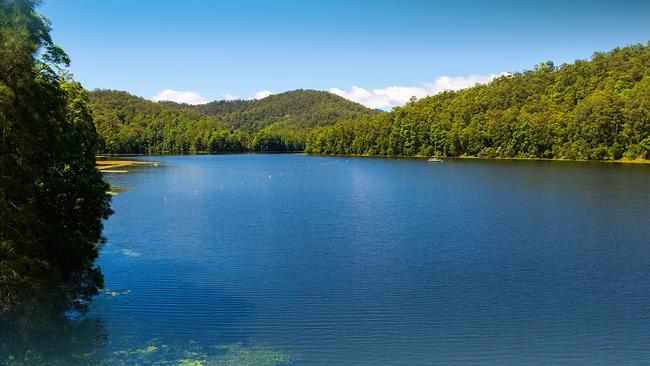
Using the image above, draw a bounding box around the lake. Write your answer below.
[6,154,650,365]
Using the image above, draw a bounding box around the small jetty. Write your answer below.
[428,158,444,163]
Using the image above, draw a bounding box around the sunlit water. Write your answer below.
[7,154,650,365]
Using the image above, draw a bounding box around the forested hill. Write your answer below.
[173,89,376,131]
[306,43,650,161]
[88,89,376,153]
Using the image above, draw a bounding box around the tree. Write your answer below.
[0,0,112,319]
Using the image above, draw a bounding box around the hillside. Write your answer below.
[89,89,377,153]
[180,89,375,132]
[306,43,650,161]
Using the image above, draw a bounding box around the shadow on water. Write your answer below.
[1,253,295,365]
[0,303,108,365]
[0,300,296,365]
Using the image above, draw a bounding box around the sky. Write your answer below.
[41,0,650,109]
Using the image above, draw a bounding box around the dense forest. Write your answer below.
[306,43,650,161]
[0,0,111,322]
[91,43,650,161]
[89,89,376,153]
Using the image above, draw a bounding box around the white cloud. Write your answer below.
[330,73,506,110]
[249,90,273,100]
[151,89,209,105]
[222,93,238,101]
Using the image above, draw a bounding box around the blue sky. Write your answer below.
[42,0,650,109]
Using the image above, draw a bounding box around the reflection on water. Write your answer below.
[1,311,293,365]
[1,310,107,365]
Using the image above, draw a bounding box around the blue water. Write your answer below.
[15,154,650,364]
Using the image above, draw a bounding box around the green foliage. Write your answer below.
[190,89,375,131]
[89,89,376,153]
[0,0,112,319]
[306,43,650,161]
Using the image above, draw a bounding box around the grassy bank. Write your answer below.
[96,160,159,173]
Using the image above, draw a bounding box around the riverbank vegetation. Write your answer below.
[89,89,376,154]
[305,43,650,161]
[0,0,112,320]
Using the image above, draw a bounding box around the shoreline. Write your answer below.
[304,153,650,165]
[96,159,159,173]
[95,152,650,165]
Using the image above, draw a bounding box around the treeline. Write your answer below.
[1,0,111,318]
[89,89,376,154]
[306,43,650,161]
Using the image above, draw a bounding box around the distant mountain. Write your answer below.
[88,89,377,153]
[166,89,376,132]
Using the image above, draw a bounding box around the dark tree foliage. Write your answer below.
[306,44,650,161]
[88,89,377,153]
[0,0,112,319]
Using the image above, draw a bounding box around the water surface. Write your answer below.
[11,155,650,364]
